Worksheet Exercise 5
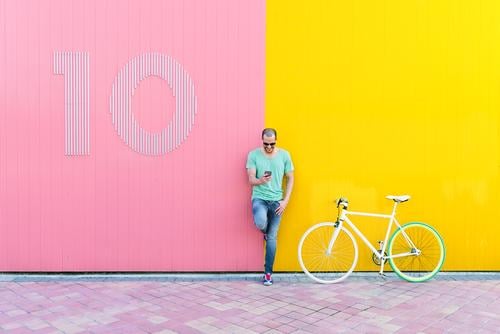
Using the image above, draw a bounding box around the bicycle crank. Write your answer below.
[372,250,388,266]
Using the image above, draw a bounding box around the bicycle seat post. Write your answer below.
[390,201,399,219]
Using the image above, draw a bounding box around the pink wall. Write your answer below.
[0,0,265,271]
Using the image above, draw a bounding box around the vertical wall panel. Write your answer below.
[0,0,265,271]
[267,0,500,270]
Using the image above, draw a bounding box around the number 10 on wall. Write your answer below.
[54,51,198,156]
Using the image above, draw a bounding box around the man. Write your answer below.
[246,128,294,286]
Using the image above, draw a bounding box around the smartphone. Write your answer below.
[264,171,272,177]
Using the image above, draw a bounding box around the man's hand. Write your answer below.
[275,200,288,215]
[259,174,272,185]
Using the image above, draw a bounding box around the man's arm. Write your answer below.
[276,171,294,215]
[282,171,294,203]
[247,168,271,186]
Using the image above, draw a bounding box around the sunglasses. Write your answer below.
[263,142,276,147]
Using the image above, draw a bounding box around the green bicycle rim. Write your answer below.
[388,222,446,282]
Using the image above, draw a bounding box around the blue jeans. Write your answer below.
[252,198,282,274]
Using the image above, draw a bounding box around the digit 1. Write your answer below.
[53,51,90,156]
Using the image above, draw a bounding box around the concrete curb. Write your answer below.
[0,271,499,282]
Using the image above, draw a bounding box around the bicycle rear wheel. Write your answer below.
[388,222,445,282]
[298,222,358,284]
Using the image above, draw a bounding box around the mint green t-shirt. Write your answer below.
[246,148,294,201]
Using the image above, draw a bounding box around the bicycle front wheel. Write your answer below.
[298,222,358,284]
[388,222,445,282]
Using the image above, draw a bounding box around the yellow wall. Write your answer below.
[267,0,500,271]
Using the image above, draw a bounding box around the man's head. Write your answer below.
[262,128,277,153]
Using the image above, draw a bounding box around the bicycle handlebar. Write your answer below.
[336,197,349,209]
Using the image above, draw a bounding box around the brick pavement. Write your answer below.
[0,273,499,333]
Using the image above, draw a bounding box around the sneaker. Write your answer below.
[263,273,273,286]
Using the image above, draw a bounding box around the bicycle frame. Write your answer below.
[328,201,420,275]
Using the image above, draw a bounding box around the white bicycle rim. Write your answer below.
[298,222,358,284]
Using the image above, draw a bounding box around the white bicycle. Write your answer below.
[298,195,446,283]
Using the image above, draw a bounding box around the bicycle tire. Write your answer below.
[298,222,358,284]
[388,222,445,282]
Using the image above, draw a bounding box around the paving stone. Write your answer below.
[0,273,497,333]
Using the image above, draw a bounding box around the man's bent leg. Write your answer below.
[252,198,268,233]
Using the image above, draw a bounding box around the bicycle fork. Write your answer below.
[326,220,343,255]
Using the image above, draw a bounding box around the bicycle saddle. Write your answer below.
[386,195,411,202]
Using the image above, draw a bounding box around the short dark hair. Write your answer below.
[262,128,277,139]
